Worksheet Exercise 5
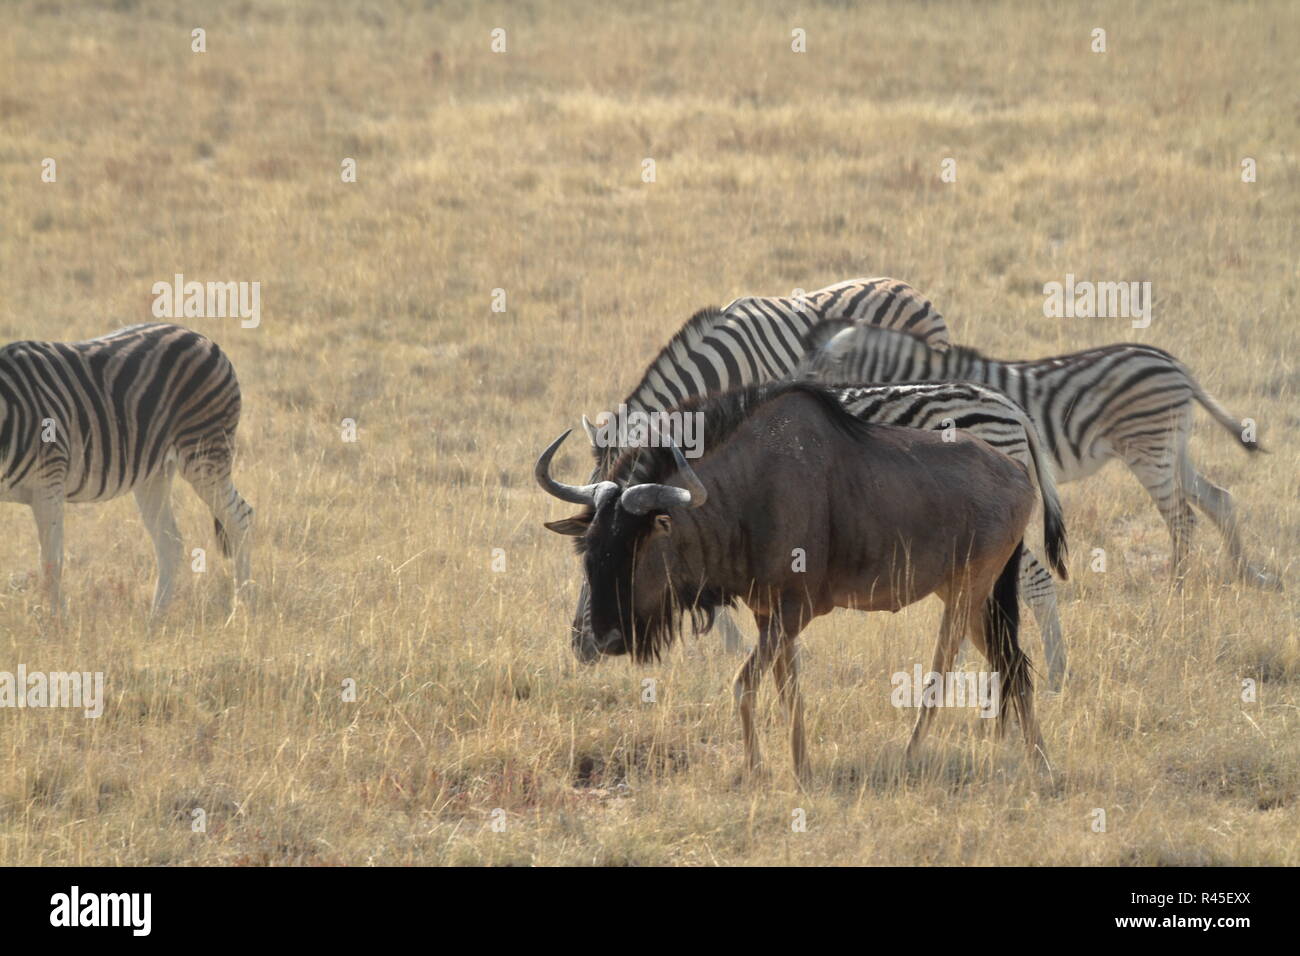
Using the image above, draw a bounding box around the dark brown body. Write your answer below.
[659,393,1035,620]
[539,382,1050,785]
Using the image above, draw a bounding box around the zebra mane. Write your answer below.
[623,306,729,409]
[590,305,730,472]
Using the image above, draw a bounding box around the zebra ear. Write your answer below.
[802,318,855,354]
[544,515,591,536]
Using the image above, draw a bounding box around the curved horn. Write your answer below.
[535,430,613,505]
[621,482,692,515]
[621,444,708,514]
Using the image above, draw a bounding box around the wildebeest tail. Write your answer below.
[983,545,1033,730]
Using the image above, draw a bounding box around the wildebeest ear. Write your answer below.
[544,515,591,536]
[653,514,673,536]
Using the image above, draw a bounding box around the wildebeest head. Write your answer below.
[536,429,707,663]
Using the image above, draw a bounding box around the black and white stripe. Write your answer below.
[800,322,1274,587]
[829,382,1069,687]
[0,323,254,612]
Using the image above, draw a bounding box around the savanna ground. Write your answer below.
[0,0,1296,866]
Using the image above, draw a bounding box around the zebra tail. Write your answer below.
[1019,411,1069,579]
[215,517,232,558]
[1183,367,1264,454]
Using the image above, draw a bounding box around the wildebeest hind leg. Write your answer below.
[905,597,965,762]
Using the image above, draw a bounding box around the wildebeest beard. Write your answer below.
[576,508,734,663]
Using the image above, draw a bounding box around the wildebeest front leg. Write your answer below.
[771,633,809,788]
[733,611,781,776]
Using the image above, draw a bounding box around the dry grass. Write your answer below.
[0,0,1296,865]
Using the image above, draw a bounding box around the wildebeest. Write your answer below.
[569,280,951,656]
[537,381,1050,785]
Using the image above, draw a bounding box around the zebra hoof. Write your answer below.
[1239,565,1283,592]
[236,582,259,613]
[1043,667,1067,695]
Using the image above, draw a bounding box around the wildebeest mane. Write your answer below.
[606,379,879,486]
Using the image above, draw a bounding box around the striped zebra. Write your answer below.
[587,277,949,476]
[572,278,950,653]
[830,382,1069,688]
[0,323,254,614]
[798,321,1277,589]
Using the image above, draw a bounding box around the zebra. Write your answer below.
[587,278,949,474]
[828,382,1069,688]
[0,323,254,614]
[573,278,951,652]
[798,321,1278,589]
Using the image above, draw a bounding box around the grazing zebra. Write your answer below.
[574,278,951,652]
[587,277,949,476]
[829,382,1070,689]
[0,323,254,614]
[799,321,1277,588]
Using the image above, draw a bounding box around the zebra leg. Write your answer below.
[134,464,184,615]
[31,494,65,614]
[1019,547,1065,691]
[1127,452,1196,586]
[714,607,747,653]
[1120,414,1204,586]
[1181,456,1280,590]
[184,472,254,607]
